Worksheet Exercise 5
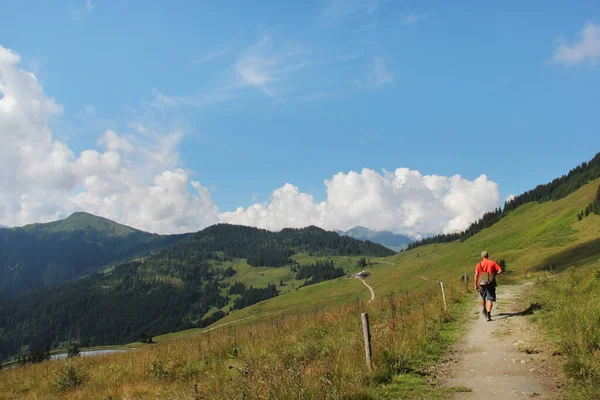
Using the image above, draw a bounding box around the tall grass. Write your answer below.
[0,282,468,399]
[534,261,600,399]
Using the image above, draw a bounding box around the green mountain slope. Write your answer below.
[0,224,392,361]
[0,212,188,300]
[196,178,600,333]
[409,151,600,250]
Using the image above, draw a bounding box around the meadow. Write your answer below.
[533,257,600,399]
[0,281,470,399]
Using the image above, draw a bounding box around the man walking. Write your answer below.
[474,251,503,321]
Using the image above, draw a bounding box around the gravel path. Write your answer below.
[443,284,561,399]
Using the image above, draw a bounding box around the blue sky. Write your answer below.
[1,1,599,234]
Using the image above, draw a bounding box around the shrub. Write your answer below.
[53,362,86,393]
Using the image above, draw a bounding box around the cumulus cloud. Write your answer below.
[220,168,501,237]
[1,43,501,236]
[553,22,600,66]
[0,44,218,233]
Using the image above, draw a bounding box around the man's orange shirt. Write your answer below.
[475,259,503,275]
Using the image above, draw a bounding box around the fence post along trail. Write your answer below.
[419,275,449,311]
[440,281,447,311]
[361,312,373,370]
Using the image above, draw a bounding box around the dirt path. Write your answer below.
[360,278,375,303]
[443,283,561,399]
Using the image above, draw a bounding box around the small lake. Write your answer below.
[50,349,131,360]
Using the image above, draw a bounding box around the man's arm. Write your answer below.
[494,261,503,274]
[474,265,480,290]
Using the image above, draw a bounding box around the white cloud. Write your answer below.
[221,168,501,236]
[320,0,380,26]
[149,88,234,109]
[234,35,309,96]
[553,22,600,66]
[402,12,428,25]
[0,44,218,233]
[504,194,516,203]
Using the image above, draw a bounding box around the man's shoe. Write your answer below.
[487,312,492,322]
[481,309,487,318]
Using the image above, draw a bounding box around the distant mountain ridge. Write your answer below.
[0,212,189,300]
[0,223,394,361]
[337,226,412,251]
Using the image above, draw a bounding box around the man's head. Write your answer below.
[481,251,489,259]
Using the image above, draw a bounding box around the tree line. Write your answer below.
[296,260,345,287]
[232,284,279,310]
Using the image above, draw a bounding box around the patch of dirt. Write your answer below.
[438,284,564,399]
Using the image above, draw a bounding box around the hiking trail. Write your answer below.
[441,283,562,399]
[360,278,375,303]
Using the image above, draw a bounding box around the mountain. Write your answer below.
[337,226,412,251]
[0,224,7,229]
[0,212,188,300]
[0,224,393,361]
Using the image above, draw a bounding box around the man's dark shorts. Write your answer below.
[479,284,497,302]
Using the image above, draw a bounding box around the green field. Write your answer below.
[153,255,371,342]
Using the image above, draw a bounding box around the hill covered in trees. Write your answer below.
[408,152,600,250]
[0,212,188,300]
[0,223,392,362]
[186,224,395,265]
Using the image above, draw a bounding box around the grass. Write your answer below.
[0,282,470,399]
[532,257,600,399]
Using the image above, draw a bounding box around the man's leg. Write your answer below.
[486,285,497,321]
[479,286,487,317]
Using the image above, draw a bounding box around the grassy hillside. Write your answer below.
[0,276,471,400]
[184,178,598,332]
[533,258,600,399]
[0,212,188,300]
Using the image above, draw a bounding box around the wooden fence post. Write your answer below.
[440,281,447,311]
[361,313,372,370]
[194,383,199,400]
